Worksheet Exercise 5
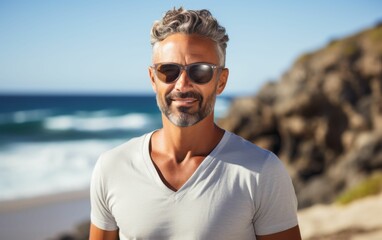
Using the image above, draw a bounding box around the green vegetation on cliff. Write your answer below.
[336,173,382,205]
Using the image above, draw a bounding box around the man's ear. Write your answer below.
[148,67,157,93]
[216,68,229,95]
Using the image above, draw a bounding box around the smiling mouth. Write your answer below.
[166,91,202,107]
[172,98,198,104]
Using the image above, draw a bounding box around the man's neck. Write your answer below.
[153,114,225,162]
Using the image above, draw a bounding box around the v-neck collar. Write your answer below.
[142,130,230,197]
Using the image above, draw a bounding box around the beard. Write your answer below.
[156,91,216,127]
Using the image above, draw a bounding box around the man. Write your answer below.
[90,7,301,240]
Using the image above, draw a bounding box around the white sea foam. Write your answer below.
[43,113,154,132]
[14,109,53,123]
[0,109,52,124]
[0,139,124,201]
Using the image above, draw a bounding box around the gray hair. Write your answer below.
[151,7,229,66]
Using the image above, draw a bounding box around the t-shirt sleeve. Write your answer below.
[253,152,299,236]
[90,154,119,231]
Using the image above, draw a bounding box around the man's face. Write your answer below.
[149,33,228,127]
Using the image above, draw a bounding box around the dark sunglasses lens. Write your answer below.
[156,64,180,83]
[189,64,213,84]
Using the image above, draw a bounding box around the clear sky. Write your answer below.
[0,0,381,96]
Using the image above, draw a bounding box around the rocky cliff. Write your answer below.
[219,23,382,208]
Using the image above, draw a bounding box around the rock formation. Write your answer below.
[219,22,382,208]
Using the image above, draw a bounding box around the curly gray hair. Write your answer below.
[151,7,229,66]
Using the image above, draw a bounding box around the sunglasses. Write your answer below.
[152,62,222,85]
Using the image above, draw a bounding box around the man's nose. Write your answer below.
[174,70,193,91]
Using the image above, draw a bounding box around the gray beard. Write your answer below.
[156,91,216,127]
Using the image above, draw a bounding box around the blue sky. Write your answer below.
[0,0,381,96]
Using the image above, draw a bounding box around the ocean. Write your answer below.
[0,94,232,201]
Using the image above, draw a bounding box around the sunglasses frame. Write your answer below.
[152,62,222,85]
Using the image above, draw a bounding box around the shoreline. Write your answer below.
[0,189,91,240]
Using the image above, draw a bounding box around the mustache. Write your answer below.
[166,91,203,102]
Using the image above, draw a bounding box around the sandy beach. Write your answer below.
[0,190,90,240]
[299,192,382,240]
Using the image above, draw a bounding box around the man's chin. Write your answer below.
[167,113,201,127]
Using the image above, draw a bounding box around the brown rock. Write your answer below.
[219,23,382,208]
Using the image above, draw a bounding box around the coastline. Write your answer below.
[0,189,90,240]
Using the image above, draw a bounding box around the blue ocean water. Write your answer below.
[0,94,231,200]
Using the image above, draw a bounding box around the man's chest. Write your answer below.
[106,171,256,240]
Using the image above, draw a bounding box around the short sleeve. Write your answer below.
[90,154,119,231]
[253,152,298,235]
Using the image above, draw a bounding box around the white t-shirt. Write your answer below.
[90,131,298,240]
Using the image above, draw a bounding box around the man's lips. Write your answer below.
[171,98,198,105]
[165,92,202,107]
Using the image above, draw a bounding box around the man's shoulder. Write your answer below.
[223,131,272,158]
[220,131,279,172]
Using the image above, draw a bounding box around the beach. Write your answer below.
[0,190,90,240]
[1,94,381,239]
[0,95,164,240]
[298,192,382,240]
